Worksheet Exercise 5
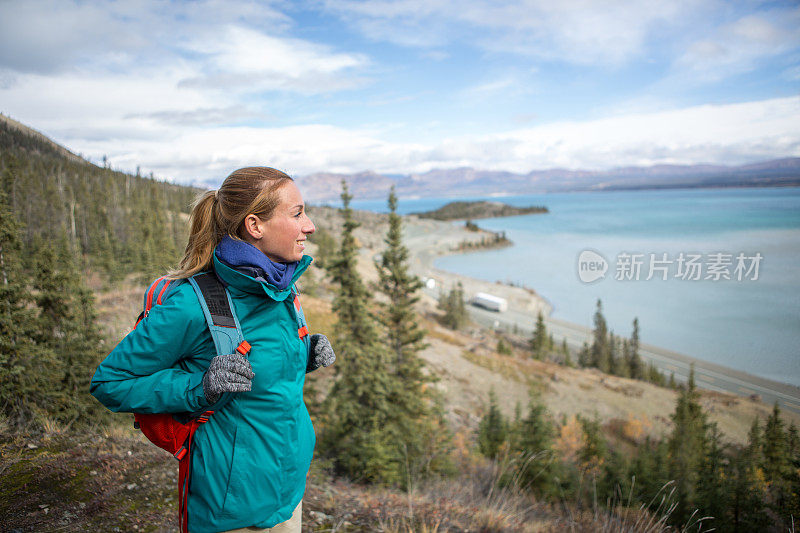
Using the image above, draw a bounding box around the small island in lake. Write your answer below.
[413,200,548,220]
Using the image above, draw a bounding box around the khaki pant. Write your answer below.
[218,501,302,533]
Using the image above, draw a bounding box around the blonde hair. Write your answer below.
[167,167,293,279]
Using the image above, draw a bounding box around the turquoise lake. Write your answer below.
[350,187,800,387]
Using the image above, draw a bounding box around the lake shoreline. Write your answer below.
[400,213,800,414]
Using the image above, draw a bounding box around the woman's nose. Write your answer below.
[303,216,315,234]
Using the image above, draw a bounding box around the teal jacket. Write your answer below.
[91,254,315,533]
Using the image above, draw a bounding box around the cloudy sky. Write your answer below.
[1,0,799,185]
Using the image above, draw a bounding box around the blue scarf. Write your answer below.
[215,235,298,290]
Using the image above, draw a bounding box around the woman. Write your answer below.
[91,167,329,533]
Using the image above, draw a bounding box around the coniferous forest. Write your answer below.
[0,117,199,428]
[1,117,799,531]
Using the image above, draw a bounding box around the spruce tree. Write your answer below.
[562,339,574,367]
[375,185,449,485]
[530,311,547,359]
[590,299,609,370]
[604,331,616,374]
[667,365,709,525]
[578,414,607,477]
[439,282,467,329]
[630,437,670,507]
[697,423,729,529]
[0,190,58,424]
[577,341,590,367]
[377,185,427,377]
[510,390,556,495]
[629,317,644,379]
[322,180,399,484]
[478,389,508,459]
[762,402,792,520]
[730,418,769,530]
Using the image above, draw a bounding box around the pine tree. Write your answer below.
[562,339,573,367]
[510,390,556,495]
[629,318,644,379]
[439,282,467,329]
[630,437,670,507]
[667,365,709,525]
[0,189,59,424]
[322,180,399,484]
[375,185,450,486]
[762,402,792,520]
[697,423,730,529]
[730,418,769,531]
[786,422,800,520]
[30,232,107,422]
[590,299,609,370]
[530,311,547,359]
[578,414,607,477]
[577,341,590,367]
[604,331,616,374]
[478,389,508,460]
[376,185,428,380]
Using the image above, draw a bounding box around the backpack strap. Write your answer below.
[292,283,310,354]
[136,276,175,327]
[186,271,250,413]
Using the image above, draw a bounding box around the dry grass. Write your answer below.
[461,349,540,386]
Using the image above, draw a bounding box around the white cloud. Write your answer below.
[0,0,366,96]
[177,26,369,94]
[324,0,705,65]
[39,96,800,184]
[671,8,800,83]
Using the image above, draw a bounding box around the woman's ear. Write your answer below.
[242,214,264,241]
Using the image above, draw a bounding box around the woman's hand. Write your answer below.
[202,353,255,404]
[307,334,336,373]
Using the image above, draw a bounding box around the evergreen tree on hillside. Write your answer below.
[762,403,793,519]
[375,185,451,485]
[617,338,631,378]
[605,331,617,375]
[510,390,556,495]
[322,180,399,484]
[0,190,59,424]
[629,318,644,379]
[697,424,730,529]
[30,233,107,421]
[0,119,195,279]
[729,418,769,530]
[629,437,670,506]
[376,185,428,382]
[478,389,508,460]
[590,299,609,370]
[439,281,467,329]
[667,365,710,525]
[786,423,800,520]
[530,311,547,359]
[577,341,590,367]
[578,414,607,477]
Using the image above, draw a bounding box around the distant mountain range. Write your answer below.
[3,113,798,203]
[297,158,800,202]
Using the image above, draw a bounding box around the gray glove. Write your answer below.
[307,334,336,373]
[202,353,255,404]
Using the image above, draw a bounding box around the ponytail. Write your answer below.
[167,190,220,279]
[167,167,293,280]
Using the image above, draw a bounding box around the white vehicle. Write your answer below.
[471,292,508,313]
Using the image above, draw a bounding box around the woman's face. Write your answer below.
[248,181,315,263]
